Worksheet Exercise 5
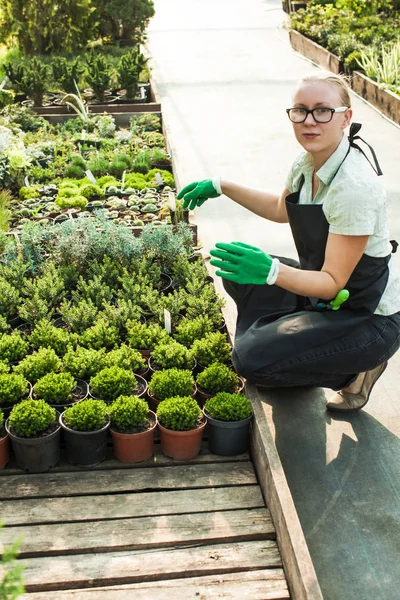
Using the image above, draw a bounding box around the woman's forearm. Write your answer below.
[276,262,340,300]
[220,179,288,223]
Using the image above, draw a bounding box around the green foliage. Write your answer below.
[0,332,29,363]
[355,41,400,88]
[19,58,49,106]
[204,392,253,422]
[87,156,110,177]
[33,372,76,405]
[0,189,12,231]
[80,315,120,350]
[130,113,161,133]
[75,274,113,308]
[90,366,137,401]
[157,396,202,431]
[84,51,112,103]
[51,57,83,94]
[0,373,29,406]
[59,297,98,333]
[64,164,86,179]
[117,50,140,99]
[131,151,151,174]
[63,398,108,432]
[173,315,214,346]
[191,332,231,367]
[126,320,169,350]
[139,223,194,272]
[18,294,53,327]
[149,368,194,401]
[108,395,148,431]
[94,114,116,138]
[0,523,25,599]
[196,363,240,394]
[0,104,46,132]
[63,345,107,379]
[94,0,155,44]
[14,347,62,383]
[0,361,10,374]
[152,340,193,370]
[29,320,71,356]
[0,278,20,318]
[9,399,56,437]
[0,408,3,429]
[105,344,147,372]
[0,89,14,109]
[184,283,225,328]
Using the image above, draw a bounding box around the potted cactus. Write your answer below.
[149,340,194,372]
[0,373,31,418]
[108,395,157,463]
[156,396,206,460]
[147,368,196,412]
[89,366,147,402]
[0,408,9,470]
[203,393,253,456]
[191,331,232,369]
[60,398,110,466]
[195,363,245,407]
[32,372,88,411]
[6,399,61,472]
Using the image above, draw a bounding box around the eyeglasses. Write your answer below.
[286,106,349,123]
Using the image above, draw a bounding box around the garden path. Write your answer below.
[147,2,400,599]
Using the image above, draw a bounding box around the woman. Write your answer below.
[177,72,400,412]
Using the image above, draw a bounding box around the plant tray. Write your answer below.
[352,71,400,126]
[289,30,343,74]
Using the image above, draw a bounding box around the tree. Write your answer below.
[92,0,155,44]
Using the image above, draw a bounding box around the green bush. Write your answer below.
[0,361,10,374]
[87,156,110,177]
[0,278,20,318]
[14,347,62,383]
[80,315,120,350]
[9,399,56,437]
[63,345,107,379]
[90,366,137,401]
[56,195,88,210]
[173,315,214,346]
[204,392,253,422]
[191,332,231,367]
[126,321,170,350]
[0,408,3,430]
[196,363,240,394]
[80,184,104,200]
[105,344,147,373]
[0,373,29,406]
[108,395,149,432]
[59,297,98,334]
[0,332,29,363]
[157,396,202,431]
[130,113,161,133]
[152,340,193,370]
[29,320,71,356]
[33,372,76,405]
[149,368,194,401]
[64,164,86,179]
[63,398,108,432]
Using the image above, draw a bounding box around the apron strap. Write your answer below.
[348,122,383,176]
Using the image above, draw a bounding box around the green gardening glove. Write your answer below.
[209,241,274,284]
[177,178,221,210]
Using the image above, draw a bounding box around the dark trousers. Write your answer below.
[223,273,400,390]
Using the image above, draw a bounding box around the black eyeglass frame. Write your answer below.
[286,106,349,123]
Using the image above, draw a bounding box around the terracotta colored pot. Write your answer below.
[158,418,206,461]
[0,432,9,470]
[110,411,157,464]
[147,384,198,413]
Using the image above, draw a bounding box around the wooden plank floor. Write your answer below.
[0,441,291,599]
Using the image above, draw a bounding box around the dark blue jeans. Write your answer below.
[223,277,400,390]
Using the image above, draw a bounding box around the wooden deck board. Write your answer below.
[21,570,290,599]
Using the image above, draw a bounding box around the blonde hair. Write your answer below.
[297,72,352,108]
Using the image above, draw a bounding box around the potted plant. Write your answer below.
[148,368,196,412]
[191,332,232,369]
[104,344,148,378]
[29,320,72,356]
[116,50,139,101]
[126,321,170,357]
[108,395,156,463]
[203,393,253,456]
[89,366,147,402]
[0,373,31,418]
[60,398,109,467]
[62,345,108,380]
[6,399,61,473]
[173,315,214,347]
[13,347,62,383]
[32,372,88,411]
[0,331,29,363]
[150,340,194,372]
[156,396,206,460]
[0,408,8,470]
[195,363,244,407]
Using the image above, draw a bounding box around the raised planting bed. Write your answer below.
[352,71,400,126]
[289,30,343,74]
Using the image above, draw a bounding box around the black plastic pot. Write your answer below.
[60,413,110,467]
[5,415,61,473]
[204,411,253,456]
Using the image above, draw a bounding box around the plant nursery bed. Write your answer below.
[352,71,400,126]
[0,441,290,600]
[289,30,343,74]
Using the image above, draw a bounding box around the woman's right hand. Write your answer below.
[177,178,221,210]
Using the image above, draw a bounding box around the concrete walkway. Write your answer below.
[147,2,400,599]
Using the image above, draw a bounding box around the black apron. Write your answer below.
[233,124,396,372]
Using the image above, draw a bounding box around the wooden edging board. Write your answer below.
[352,70,400,126]
[289,30,343,74]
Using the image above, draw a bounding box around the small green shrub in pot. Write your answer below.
[191,332,231,367]
[62,398,108,432]
[157,396,202,431]
[0,407,4,431]
[13,348,62,383]
[33,372,76,405]
[173,315,214,346]
[29,320,71,356]
[8,400,57,437]
[108,395,149,433]
[151,340,193,370]
[90,366,138,402]
[0,361,9,374]
[126,321,170,351]
[196,363,240,395]
[204,393,253,422]
[105,345,147,373]
[0,331,29,363]
[0,374,29,407]
[149,368,194,401]
[63,345,107,380]
[80,316,120,350]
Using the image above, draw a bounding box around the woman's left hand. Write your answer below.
[210,241,273,284]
